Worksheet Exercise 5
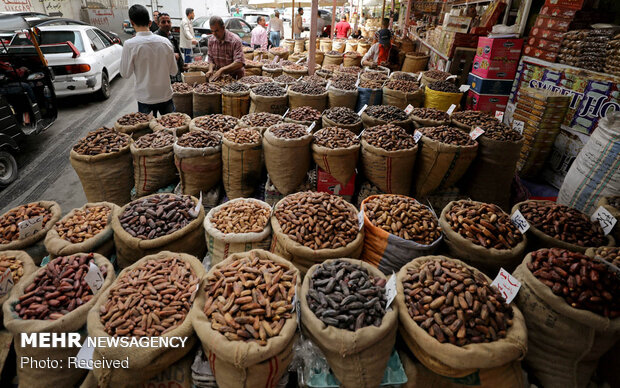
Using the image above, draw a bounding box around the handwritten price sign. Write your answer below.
[84,262,104,295]
[591,206,617,236]
[18,215,44,240]
[0,268,14,298]
[491,268,521,304]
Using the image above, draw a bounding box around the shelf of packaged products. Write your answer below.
[411,33,450,61]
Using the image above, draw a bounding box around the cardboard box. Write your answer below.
[540,5,578,19]
[523,45,558,62]
[467,90,509,112]
[472,55,518,79]
[468,72,514,95]
[316,167,356,196]
[182,71,206,85]
[476,37,523,60]
[534,15,572,32]
[544,0,588,10]
[527,37,562,52]
[529,27,566,42]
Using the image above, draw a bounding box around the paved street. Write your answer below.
[0,75,136,214]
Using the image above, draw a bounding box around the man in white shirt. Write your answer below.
[267,10,283,47]
[251,16,268,50]
[316,10,325,37]
[180,8,198,63]
[121,4,179,115]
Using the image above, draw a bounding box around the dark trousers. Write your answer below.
[138,99,175,116]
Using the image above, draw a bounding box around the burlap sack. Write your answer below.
[424,88,463,112]
[451,117,475,131]
[300,258,398,388]
[204,199,272,265]
[130,141,177,197]
[511,200,615,253]
[0,250,37,321]
[413,135,478,197]
[283,67,308,79]
[245,64,263,76]
[87,251,203,387]
[410,113,450,129]
[269,47,289,60]
[461,136,523,210]
[174,139,222,198]
[322,114,363,135]
[361,112,413,132]
[327,87,358,110]
[70,139,133,206]
[311,142,359,185]
[288,89,328,111]
[401,54,430,73]
[262,67,283,78]
[361,139,417,195]
[222,135,262,199]
[114,118,152,140]
[3,253,115,388]
[263,128,312,195]
[193,91,222,117]
[284,117,321,131]
[360,196,442,274]
[382,86,424,109]
[111,194,206,268]
[320,39,332,52]
[0,201,61,251]
[514,252,620,388]
[192,249,300,388]
[596,196,620,242]
[439,200,528,275]
[173,92,193,116]
[396,256,528,384]
[270,200,364,275]
[323,53,344,67]
[149,113,191,136]
[343,53,362,67]
[249,91,288,115]
[44,202,118,258]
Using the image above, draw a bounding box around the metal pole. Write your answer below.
[331,0,336,39]
[292,0,295,40]
[402,0,411,37]
[381,0,386,20]
[389,0,395,28]
[308,0,319,75]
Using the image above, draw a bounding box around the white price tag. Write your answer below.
[298,75,303,81]
[307,122,316,134]
[510,209,530,234]
[417,73,423,82]
[326,80,332,89]
[191,283,200,300]
[495,110,505,122]
[190,192,203,217]
[491,268,521,304]
[446,74,458,81]
[404,104,414,115]
[385,273,397,309]
[591,206,617,236]
[512,120,525,135]
[0,268,14,298]
[355,77,360,88]
[357,104,368,116]
[18,215,44,240]
[459,85,470,93]
[283,108,289,118]
[356,129,365,139]
[413,130,423,143]
[84,262,105,295]
[75,339,95,370]
[358,207,364,229]
[296,57,304,64]
[272,55,279,64]
[446,104,457,115]
[469,126,485,140]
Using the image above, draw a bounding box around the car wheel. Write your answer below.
[97,72,111,100]
[0,151,18,187]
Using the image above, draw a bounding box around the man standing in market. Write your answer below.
[316,10,325,37]
[180,8,198,64]
[251,16,268,50]
[121,4,179,115]
[294,8,303,39]
[377,17,392,46]
[334,15,351,39]
[156,12,184,82]
[268,10,283,47]
[205,16,245,81]
[361,30,400,71]
[149,10,160,32]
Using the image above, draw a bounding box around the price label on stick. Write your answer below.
[495,110,505,122]
[283,108,289,118]
[446,104,457,115]
[84,262,104,295]
[385,273,397,308]
[446,74,457,81]
[189,192,203,217]
[459,84,470,93]
[326,80,332,89]
[510,210,530,233]
[75,339,95,370]
[358,207,364,229]
[469,126,485,140]
[413,130,423,143]
[404,104,414,115]
[356,129,365,139]
[591,206,617,235]
[491,268,521,304]
[417,73,423,82]
[18,215,44,240]
[307,122,316,134]
[357,104,368,116]
[0,268,14,298]
[513,120,524,135]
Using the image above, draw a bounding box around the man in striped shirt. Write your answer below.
[205,16,245,81]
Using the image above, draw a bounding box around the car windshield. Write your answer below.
[9,30,85,54]
[245,15,268,24]
[193,17,209,27]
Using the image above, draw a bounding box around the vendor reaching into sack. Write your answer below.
[361,19,400,71]
[205,16,245,81]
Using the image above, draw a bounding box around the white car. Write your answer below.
[34,25,122,99]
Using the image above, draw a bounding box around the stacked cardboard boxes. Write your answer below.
[467,37,522,112]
